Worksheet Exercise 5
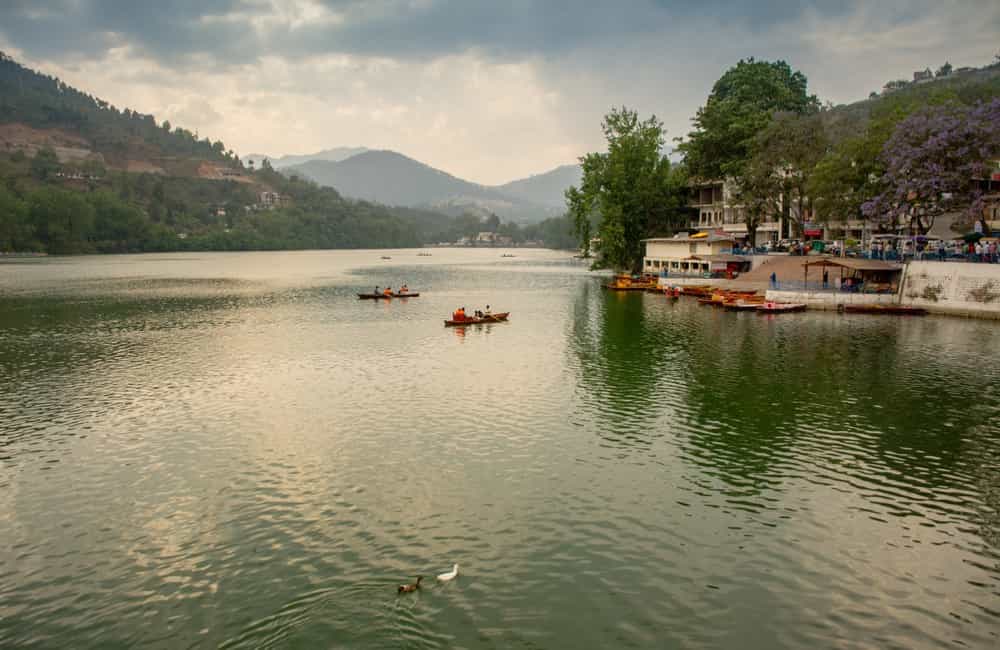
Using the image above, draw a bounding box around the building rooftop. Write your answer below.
[802,257,902,272]
[687,253,750,263]
[643,232,735,244]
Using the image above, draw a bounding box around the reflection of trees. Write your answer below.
[680,313,996,512]
[570,285,1000,536]
[568,282,681,450]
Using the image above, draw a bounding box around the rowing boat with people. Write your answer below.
[357,292,421,299]
[444,312,510,327]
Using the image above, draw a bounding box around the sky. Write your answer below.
[0,0,997,185]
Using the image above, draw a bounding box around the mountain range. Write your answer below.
[275,149,581,223]
[244,147,369,169]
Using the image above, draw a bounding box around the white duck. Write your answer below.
[436,564,459,582]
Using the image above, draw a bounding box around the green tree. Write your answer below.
[0,185,32,251]
[88,191,150,252]
[806,99,914,228]
[680,58,820,180]
[738,111,828,241]
[30,147,59,180]
[567,107,687,271]
[27,187,95,253]
[484,212,501,232]
[565,185,595,256]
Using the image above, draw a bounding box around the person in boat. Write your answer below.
[453,307,467,321]
[374,286,379,295]
[484,305,491,316]
[399,284,408,294]
[383,286,393,297]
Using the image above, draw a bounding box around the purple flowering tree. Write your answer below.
[862,98,1000,234]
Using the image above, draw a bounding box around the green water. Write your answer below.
[1,249,998,649]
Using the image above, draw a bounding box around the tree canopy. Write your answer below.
[680,58,820,180]
[862,98,1000,234]
[737,111,828,242]
[567,107,687,271]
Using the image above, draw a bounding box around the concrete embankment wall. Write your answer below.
[763,290,898,310]
[900,262,1000,319]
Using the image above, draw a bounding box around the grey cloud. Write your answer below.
[0,0,875,66]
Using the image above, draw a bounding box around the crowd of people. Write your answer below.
[966,241,1000,263]
[868,239,1000,262]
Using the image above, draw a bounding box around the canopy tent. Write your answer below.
[801,257,902,293]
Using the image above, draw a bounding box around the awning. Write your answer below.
[802,257,902,272]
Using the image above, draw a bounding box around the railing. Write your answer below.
[767,280,897,294]
[865,251,1000,263]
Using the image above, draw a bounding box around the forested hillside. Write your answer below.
[0,54,577,253]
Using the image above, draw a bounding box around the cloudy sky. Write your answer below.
[1,1,997,184]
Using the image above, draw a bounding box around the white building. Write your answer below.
[643,233,749,277]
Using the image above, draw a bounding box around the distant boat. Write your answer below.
[358,292,421,299]
[381,256,392,260]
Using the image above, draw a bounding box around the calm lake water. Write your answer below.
[1,249,999,649]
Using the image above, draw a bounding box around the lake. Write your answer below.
[1,248,998,648]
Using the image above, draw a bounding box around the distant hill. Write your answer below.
[0,53,475,254]
[0,52,246,178]
[496,164,582,208]
[287,150,578,222]
[245,147,368,169]
[822,64,1000,143]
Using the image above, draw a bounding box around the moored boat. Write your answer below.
[843,304,926,315]
[605,274,657,291]
[756,301,807,313]
[724,299,764,311]
[392,292,420,298]
[444,312,510,327]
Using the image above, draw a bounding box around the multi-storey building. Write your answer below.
[689,179,784,243]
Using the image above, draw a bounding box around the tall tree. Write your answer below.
[862,98,1000,234]
[0,185,32,251]
[738,112,828,241]
[680,58,820,180]
[566,107,687,271]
